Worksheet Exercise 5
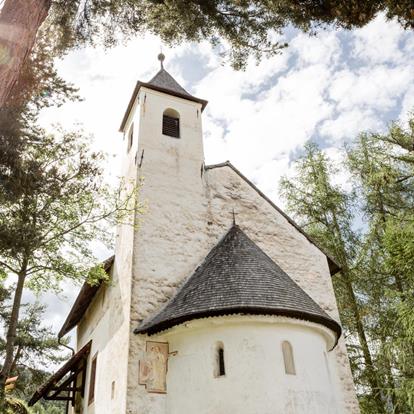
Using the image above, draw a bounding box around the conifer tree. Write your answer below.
[347,117,414,412]
[0,285,66,412]
[280,143,385,413]
[0,30,140,409]
[280,115,414,412]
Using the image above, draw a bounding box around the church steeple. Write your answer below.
[119,55,207,132]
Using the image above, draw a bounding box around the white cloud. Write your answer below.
[290,30,342,66]
[352,13,408,64]
[319,108,382,143]
[328,65,411,113]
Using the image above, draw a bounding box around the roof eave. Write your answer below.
[135,308,341,347]
[119,82,208,133]
[58,256,114,339]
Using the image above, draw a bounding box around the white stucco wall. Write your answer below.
[159,316,340,414]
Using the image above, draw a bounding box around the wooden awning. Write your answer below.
[28,341,92,407]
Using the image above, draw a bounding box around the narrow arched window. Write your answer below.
[282,341,296,375]
[163,108,180,138]
[214,342,225,377]
[127,123,134,152]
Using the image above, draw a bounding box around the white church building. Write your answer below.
[29,55,360,414]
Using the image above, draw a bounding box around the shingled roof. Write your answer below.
[119,67,208,132]
[148,68,192,97]
[135,225,341,340]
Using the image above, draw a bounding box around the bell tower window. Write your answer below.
[162,108,180,138]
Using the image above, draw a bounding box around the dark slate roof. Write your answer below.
[58,256,114,338]
[135,225,341,340]
[119,67,208,132]
[148,68,192,97]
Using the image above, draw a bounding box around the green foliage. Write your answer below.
[46,0,413,70]
[0,127,136,291]
[0,286,68,371]
[30,404,64,414]
[0,14,141,406]
[0,284,65,411]
[4,397,31,414]
[280,114,414,413]
[0,110,139,404]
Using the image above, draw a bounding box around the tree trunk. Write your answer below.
[0,261,27,408]
[329,213,386,412]
[341,269,386,413]
[0,0,51,108]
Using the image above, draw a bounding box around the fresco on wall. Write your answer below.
[139,341,169,393]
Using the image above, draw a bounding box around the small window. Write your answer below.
[282,341,296,375]
[214,342,225,377]
[162,108,180,138]
[88,353,98,405]
[111,380,115,399]
[127,123,134,152]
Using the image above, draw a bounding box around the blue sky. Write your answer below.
[35,13,414,347]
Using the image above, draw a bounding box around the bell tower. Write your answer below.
[119,56,211,412]
[119,53,208,187]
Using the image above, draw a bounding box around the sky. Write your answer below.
[30,13,414,350]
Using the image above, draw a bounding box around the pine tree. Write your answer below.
[280,142,386,413]
[0,27,140,409]
[0,284,66,412]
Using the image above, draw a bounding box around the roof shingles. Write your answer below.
[135,226,341,339]
[148,68,192,96]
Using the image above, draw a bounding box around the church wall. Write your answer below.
[160,316,340,414]
[75,259,131,414]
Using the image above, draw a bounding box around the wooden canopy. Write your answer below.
[28,341,92,408]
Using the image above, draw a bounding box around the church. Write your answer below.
[29,54,360,413]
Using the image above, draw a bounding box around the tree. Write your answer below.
[0,0,51,108]
[0,122,139,406]
[346,117,414,412]
[1,0,413,108]
[280,114,414,412]
[0,284,66,413]
[0,16,140,408]
[279,143,385,412]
